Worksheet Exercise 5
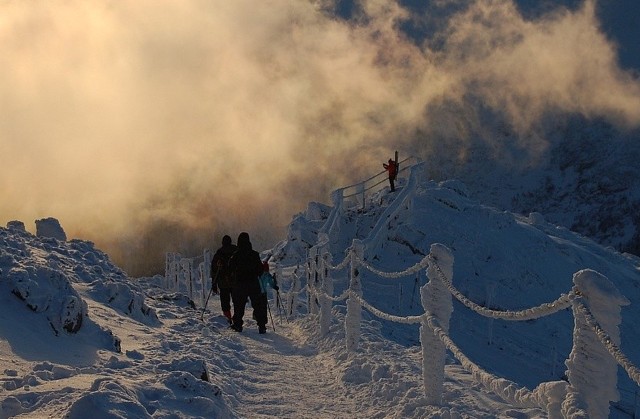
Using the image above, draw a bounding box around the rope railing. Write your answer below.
[318,156,422,247]
[349,291,424,325]
[424,312,543,409]
[324,253,351,271]
[357,254,430,278]
[342,156,419,199]
[428,255,577,321]
[301,239,638,418]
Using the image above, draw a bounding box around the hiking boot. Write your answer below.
[258,325,267,334]
[223,311,233,324]
[230,323,243,333]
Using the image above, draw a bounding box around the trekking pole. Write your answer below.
[276,290,288,323]
[267,300,276,331]
[200,287,214,322]
[275,291,283,323]
[200,269,220,322]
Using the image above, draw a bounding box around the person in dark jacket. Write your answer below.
[228,232,267,333]
[211,235,237,324]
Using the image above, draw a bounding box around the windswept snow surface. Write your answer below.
[2,175,640,418]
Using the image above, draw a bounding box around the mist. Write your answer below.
[1,0,639,276]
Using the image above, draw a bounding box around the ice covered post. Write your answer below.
[305,257,314,315]
[197,261,206,307]
[165,253,180,291]
[318,234,333,337]
[345,239,364,353]
[356,181,365,209]
[319,252,334,337]
[329,188,344,238]
[204,249,212,287]
[164,253,173,290]
[563,269,629,418]
[421,244,454,405]
[285,264,299,317]
[201,249,213,306]
[310,247,321,315]
[179,258,193,297]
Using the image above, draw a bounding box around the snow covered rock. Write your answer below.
[35,217,67,241]
[6,220,26,232]
[7,265,87,334]
[89,281,159,325]
[0,225,156,348]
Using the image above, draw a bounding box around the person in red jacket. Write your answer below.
[383,158,398,192]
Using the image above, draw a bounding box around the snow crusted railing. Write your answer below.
[362,161,424,251]
[304,239,639,418]
[319,156,422,238]
[164,250,213,307]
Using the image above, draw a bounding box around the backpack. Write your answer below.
[212,245,236,289]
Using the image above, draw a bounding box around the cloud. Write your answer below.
[1,0,638,274]
[435,0,640,132]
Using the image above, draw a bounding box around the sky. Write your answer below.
[2,172,640,418]
[2,0,640,276]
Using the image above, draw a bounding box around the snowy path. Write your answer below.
[200,316,360,419]
[145,294,548,419]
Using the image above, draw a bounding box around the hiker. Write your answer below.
[259,261,279,294]
[228,232,267,333]
[255,261,279,326]
[383,158,398,192]
[211,234,237,324]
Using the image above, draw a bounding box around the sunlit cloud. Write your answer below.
[1,0,638,274]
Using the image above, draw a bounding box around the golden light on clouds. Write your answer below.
[1,0,638,274]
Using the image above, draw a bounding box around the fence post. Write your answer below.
[345,239,364,353]
[311,249,321,315]
[563,269,630,418]
[204,249,212,293]
[357,182,365,209]
[286,264,299,317]
[422,244,454,405]
[166,252,180,291]
[319,251,334,337]
[165,253,173,290]
[198,262,207,308]
[171,253,181,291]
[306,258,312,315]
[329,189,344,240]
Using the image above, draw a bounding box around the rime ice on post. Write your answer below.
[345,239,364,353]
[35,217,67,241]
[311,247,321,315]
[421,243,454,405]
[318,234,333,337]
[564,269,629,418]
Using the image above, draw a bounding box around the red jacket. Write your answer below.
[383,160,397,178]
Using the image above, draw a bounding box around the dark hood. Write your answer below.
[237,232,252,251]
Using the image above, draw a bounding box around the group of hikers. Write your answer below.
[206,156,397,334]
[209,232,279,334]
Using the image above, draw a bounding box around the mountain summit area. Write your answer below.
[2,173,640,418]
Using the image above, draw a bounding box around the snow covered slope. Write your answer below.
[2,171,640,416]
[271,174,640,416]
